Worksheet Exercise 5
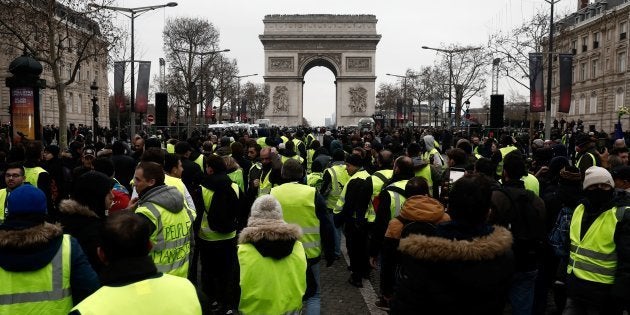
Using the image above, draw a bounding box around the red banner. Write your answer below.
[135,61,150,113]
[529,53,545,112]
[558,54,573,113]
[114,62,125,113]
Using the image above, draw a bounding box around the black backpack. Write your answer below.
[498,187,546,243]
[207,185,239,234]
[396,216,437,238]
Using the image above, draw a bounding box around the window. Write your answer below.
[592,59,599,78]
[616,88,625,111]
[571,40,577,54]
[580,62,587,80]
[78,94,82,114]
[618,52,627,72]
[76,66,81,82]
[570,98,576,115]
[551,98,557,114]
[66,64,71,79]
[579,95,586,114]
[608,29,613,41]
[620,21,627,40]
[593,32,600,48]
[94,70,98,85]
[590,92,597,114]
[68,93,73,113]
[582,35,589,52]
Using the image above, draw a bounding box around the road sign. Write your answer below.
[147,114,155,124]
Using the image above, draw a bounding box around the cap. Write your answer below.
[345,153,363,167]
[7,185,47,217]
[583,166,615,189]
[612,165,630,181]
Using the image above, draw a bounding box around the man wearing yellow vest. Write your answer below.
[174,141,204,195]
[237,195,307,315]
[492,134,519,178]
[334,153,373,288]
[70,211,203,315]
[248,147,282,198]
[271,159,335,315]
[0,185,99,314]
[24,141,54,218]
[196,154,243,314]
[564,166,630,313]
[0,163,26,224]
[369,156,414,263]
[320,149,350,259]
[132,162,193,279]
[574,133,601,176]
[422,135,445,169]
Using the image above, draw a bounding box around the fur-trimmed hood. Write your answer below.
[398,225,512,261]
[239,218,302,259]
[59,199,100,218]
[0,223,64,272]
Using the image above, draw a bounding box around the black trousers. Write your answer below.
[344,222,369,281]
[198,237,238,310]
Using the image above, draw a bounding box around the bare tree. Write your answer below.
[212,55,238,122]
[163,17,221,128]
[0,0,121,149]
[241,82,269,120]
[376,83,401,122]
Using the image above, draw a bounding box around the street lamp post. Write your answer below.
[386,73,415,128]
[421,45,482,129]
[89,2,178,138]
[544,0,561,140]
[234,73,258,122]
[90,81,99,144]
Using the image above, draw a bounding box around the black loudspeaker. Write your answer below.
[155,92,168,126]
[490,94,504,128]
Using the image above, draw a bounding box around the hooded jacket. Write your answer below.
[137,185,186,233]
[391,223,514,315]
[58,199,104,273]
[0,222,100,305]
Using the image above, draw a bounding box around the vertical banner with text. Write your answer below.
[114,62,125,113]
[135,61,151,113]
[10,87,35,144]
[529,53,545,113]
[558,53,574,113]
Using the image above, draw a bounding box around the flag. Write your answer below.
[529,53,544,112]
[135,61,151,113]
[558,54,573,113]
[114,62,125,113]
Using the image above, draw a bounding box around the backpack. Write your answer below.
[396,215,437,238]
[548,205,573,258]
[207,185,240,234]
[498,187,546,243]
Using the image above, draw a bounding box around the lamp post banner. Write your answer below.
[529,53,544,112]
[558,53,573,113]
[114,62,126,113]
[135,61,151,113]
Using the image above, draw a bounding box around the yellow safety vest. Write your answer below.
[292,139,304,152]
[414,164,433,196]
[135,201,192,278]
[227,169,245,193]
[385,180,409,218]
[256,137,268,149]
[24,166,47,189]
[334,170,370,217]
[522,173,540,196]
[567,204,624,284]
[369,169,393,221]
[496,146,518,176]
[324,164,350,210]
[307,172,323,190]
[281,136,289,144]
[238,242,306,315]
[199,183,240,241]
[271,183,320,259]
[258,169,273,197]
[166,143,175,154]
[422,148,444,168]
[306,149,315,174]
[281,154,304,164]
[0,189,6,223]
[194,154,204,171]
[71,273,202,315]
[576,152,597,170]
[164,175,196,218]
[0,234,72,314]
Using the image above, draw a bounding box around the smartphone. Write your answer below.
[449,168,466,183]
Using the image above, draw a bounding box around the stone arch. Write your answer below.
[260,14,381,126]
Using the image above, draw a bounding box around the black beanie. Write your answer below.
[72,171,114,217]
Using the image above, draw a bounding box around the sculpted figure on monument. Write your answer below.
[273,86,290,113]
[349,86,367,113]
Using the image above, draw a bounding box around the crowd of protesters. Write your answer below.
[2,117,630,315]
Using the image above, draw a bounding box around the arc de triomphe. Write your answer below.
[259,14,381,127]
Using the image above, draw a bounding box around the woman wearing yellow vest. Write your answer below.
[237,195,307,315]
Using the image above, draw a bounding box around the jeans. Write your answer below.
[303,261,321,315]
[509,270,538,315]
[328,212,342,256]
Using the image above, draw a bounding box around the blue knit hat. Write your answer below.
[7,185,47,216]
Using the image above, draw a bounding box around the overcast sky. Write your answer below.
[110,0,575,126]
